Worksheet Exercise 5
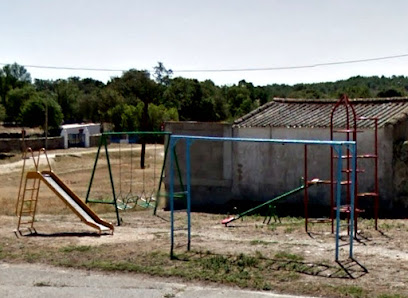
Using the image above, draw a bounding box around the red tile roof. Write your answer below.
[233,97,408,128]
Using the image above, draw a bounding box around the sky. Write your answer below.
[1,0,408,86]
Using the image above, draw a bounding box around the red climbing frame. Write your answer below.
[304,94,379,233]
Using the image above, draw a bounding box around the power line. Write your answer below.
[1,53,408,74]
[0,62,125,72]
[175,53,408,73]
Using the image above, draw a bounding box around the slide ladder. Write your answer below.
[16,172,41,234]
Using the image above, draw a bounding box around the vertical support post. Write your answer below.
[105,137,120,226]
[45,100,48,150]
[61,129,68,149]
[84,127,90,148]
[349,143,356,258]
[154,134,170,215]
[186,139,192,251]
[169,136,175,259]
[335,145,342,261]
[374,118,379,230]
[304,145,308,232]
[86,135,104,203]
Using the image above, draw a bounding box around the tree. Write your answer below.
[3,63,31,84]
[20,96,63,131]
[200,80,229,121]
[148,104,178,130]
[5,85,38,123]
[377,89,403,98]
[112,69,159,168]
[223,84,252,118]
[0,104,5,122]
[55,79,81,123]
[107,103,142,132]
[34,79,56,92]
[153,62,173,86]
[163,77,205,121]
[110,69,159,128]
[98,87,125,123]
[0,63,31,107]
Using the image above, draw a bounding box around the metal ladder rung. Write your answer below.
[19,221,34,225]
[25,187,40,191]
[22,200,38,204]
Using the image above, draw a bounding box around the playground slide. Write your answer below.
[38,171,114,234]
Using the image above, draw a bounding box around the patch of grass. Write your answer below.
[201,255,230,272]
[24,252,42,263]
[274,251,304,261]
[378,294,405,298]
[0,235,400,298]
[276,271,300,282]
[284,226,295,233]
[336,285,366,297]
[60,245,92,253]
[236,253,260,268]
[249,239,270,246]
[248,213,263,221]
[379,222,394,231]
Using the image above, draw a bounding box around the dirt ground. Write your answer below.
[1,145,408,297]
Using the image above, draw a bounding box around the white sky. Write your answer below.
[1,0,408,86]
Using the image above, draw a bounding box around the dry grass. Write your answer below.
[0,146,408,297]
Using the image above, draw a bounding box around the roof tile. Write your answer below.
[233,97,408,128]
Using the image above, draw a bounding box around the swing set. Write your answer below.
[85,131,185,225]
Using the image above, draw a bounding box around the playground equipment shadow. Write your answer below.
[1,211,408,297]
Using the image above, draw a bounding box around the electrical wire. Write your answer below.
[1,53,408,74]
[175,53,408,73]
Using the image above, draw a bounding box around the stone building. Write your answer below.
[166,97,408,217]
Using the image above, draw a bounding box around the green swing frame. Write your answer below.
[85,131,185,225]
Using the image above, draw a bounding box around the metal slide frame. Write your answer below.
[16,148,114,235]
[167,135,357,262]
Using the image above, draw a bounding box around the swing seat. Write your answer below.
[221,216,235,225]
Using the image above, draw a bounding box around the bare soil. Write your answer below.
[1,145,408,297]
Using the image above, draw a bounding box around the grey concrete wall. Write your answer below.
[390,122,408,214]
[0,135,101,153]
[164,122,233,209]
[0,137,64,152]
[164,121,404,216]
[231,127,331,216]
[90,134,101,147]
[232,126,395,215]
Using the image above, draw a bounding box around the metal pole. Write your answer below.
[85,135,104,203]
[186,139,192,251]
[349,143,356,258]
[335,145,342,261]
[153,134,171,215]
[304,145,308,232]
[45,101,48,150]
[169,137,175,259]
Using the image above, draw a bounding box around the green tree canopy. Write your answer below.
[20,96,63,130]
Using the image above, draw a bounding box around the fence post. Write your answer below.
[84,127,90,148]
[61,129,68,149]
